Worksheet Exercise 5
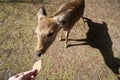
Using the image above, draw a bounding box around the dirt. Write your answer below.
[0,0,120,80]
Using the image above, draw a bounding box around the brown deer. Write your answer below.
[35,0,85,57]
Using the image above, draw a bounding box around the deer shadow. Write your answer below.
[68,18,120,75]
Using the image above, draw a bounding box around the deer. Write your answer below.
[35,0,85,57]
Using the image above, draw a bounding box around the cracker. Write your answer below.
[33,60,42,72]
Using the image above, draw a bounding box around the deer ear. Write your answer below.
[54,9,72,27]
[37,6,47,20]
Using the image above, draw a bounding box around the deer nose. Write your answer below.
[36,51,43,57]
[36,49,45,57]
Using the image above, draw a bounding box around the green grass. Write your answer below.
[0,1,120,80]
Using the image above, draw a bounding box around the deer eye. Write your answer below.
[47,32,54,37]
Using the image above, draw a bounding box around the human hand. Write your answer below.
[8,70,38,80]
[9,60,41,80]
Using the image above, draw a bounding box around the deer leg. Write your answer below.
[65,30,70,48]
[82,16,86,27]
[59,29,64,41]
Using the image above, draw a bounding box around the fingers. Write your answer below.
[31,75,36,80]
[22,70,38,80]
[8,72,24,80]
[24,70,38,76]
[9,70,38,80]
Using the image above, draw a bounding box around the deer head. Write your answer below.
[35,6,72,57]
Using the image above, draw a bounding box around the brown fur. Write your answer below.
[35,0,85,57]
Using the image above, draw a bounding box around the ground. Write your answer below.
[0,0,120,80]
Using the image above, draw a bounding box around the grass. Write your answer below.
[0,0,120,80]
[0,3,37,79]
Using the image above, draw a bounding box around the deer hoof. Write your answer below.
[59,38,62,41]
[65,44,68,48]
